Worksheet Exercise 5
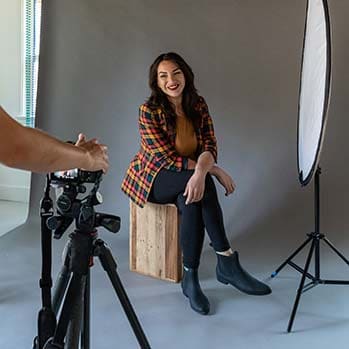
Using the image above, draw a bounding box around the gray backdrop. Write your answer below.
[30,0,349,248]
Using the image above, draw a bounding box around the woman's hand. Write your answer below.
[183,170,206,205]
[210,165,236,196]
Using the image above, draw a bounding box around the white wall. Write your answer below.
[0,0,23,116]
[0,0,31,203]
[0,165,30,203]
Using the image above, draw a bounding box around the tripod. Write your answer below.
[34,174,151,348]
[45,228,150,348]
[271,167,349,332]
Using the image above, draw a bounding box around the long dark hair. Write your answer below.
[147,52,201,128]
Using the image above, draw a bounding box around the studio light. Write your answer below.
[271,0,349,333]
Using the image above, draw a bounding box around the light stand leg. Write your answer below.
[271,236,313,277]
[314,167,321,281]
[322,237,349,266]
[287,237,316,332]
[314,235,320,280]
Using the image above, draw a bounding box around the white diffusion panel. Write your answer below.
[298,0,331,185]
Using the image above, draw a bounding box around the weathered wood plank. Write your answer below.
[130,201,182,282]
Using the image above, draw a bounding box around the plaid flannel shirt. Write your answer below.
[121,96,217,207]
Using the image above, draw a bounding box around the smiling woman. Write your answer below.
[121,52,271,316]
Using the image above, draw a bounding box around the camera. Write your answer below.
[45,168,120,238]
[50,168,102,184]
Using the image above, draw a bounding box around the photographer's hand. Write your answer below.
[75,133,109,173]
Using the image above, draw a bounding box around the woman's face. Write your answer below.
[157,60,186,102]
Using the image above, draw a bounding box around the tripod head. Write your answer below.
[46,169,120,238]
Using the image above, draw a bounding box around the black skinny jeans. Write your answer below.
[148,169,231,269]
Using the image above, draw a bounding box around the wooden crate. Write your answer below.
[130,201,182,282]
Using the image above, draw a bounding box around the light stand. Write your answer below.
[271,166,349,332]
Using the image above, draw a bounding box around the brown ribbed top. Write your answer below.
[175,115,197,159]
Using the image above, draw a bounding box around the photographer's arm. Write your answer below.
[0,106,109,173]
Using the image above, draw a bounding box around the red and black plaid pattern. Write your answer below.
[121,96,217,207]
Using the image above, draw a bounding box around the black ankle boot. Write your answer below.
[216,251,272,295]
[181,268,210,315]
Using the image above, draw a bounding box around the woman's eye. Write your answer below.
[159,75,167,79]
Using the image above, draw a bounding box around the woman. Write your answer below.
[121,52,271,315]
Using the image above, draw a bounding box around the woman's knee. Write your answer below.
[176,193,202,214]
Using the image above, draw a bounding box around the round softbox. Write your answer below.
[297,0,332,186]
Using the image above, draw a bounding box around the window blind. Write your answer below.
[25,0,41,127]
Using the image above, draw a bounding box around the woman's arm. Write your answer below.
[183,151,215,204]
[199,97,217,163]
[183,97,218,204]
[185,158,235,202]
[209,164,236,196]
[195,151,215,174]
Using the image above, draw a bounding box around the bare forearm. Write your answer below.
[9,126,90,173]
[0,107,109,173]
[194,151,215,175]
[0,108,87,172]
[209,164,220,176]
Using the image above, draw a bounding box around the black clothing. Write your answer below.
[148,169,231,268]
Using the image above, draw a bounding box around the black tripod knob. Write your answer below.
[95,213,121,233]
[47,216,64,230]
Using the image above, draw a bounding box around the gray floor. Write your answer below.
[1,213,349,348]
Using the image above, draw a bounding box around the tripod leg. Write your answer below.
[48,273,85,348]
[52,265,71,315]
[65,276,86,349]
[287,238,316,333]
[271,236,313,277]
[95,240,151,349]
[81,269,90,349]
[52,241,72,315]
